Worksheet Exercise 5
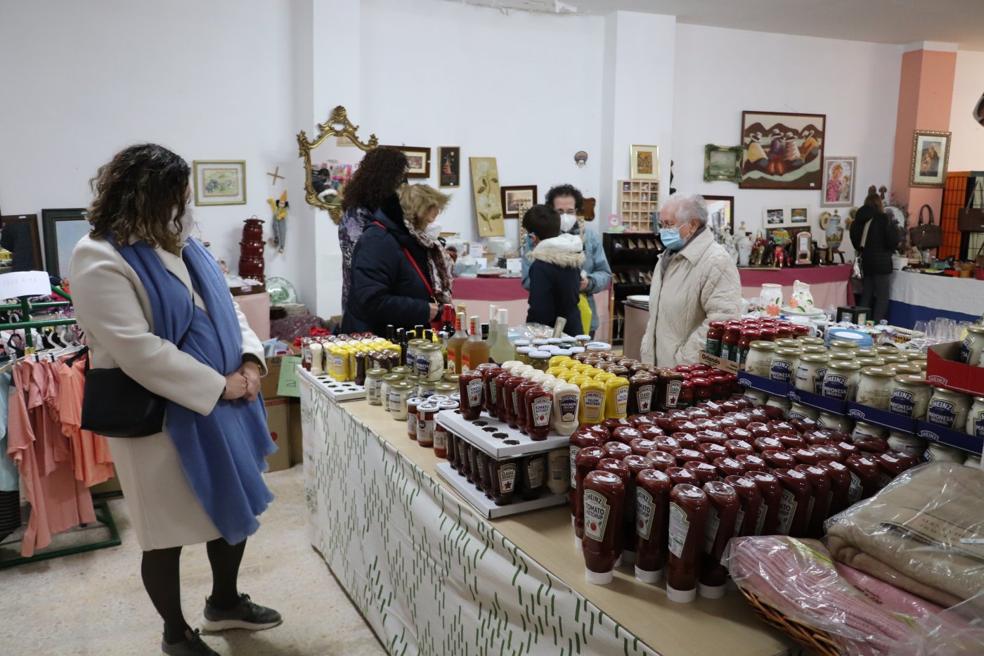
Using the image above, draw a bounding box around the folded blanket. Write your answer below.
[825,462,984,605]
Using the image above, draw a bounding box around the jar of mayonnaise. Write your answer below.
[959,325,984,365]
[744,341,776,378]
[926,387,973,431]
[967,397,984,438]
[794,353,829,395]
[856,367,894,410]
[886,431,926,459]
[822,360,861,401]
[888,375,931,419]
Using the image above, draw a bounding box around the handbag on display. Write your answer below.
[908,204,942,250]
[852,218,872,281]
[81,353,168,438]
[957,178,984,232]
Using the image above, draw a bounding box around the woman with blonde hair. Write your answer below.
[342,184,453,333]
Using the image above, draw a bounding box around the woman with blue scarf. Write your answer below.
[71,145,281,656]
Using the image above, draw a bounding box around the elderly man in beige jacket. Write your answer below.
[641,194,741,367]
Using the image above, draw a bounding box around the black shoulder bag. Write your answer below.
[81,350,167,438]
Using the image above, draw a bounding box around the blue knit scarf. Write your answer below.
[116,238,275,544]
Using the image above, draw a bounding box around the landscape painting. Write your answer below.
[740,111,826,190]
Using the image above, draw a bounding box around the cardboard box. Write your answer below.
[288,399,303,466]
[927,342,984,397]
[265,398,291,472]
[262,356,284,399]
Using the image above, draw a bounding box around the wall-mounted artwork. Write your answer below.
[500,185,537,219]
[789,207,809,225]
[702,195,734,234]
[630,144,659,181]
[385,146,430,179]
[910,130,951,188]
[740,111,826,190]
[764,207,786,225]
[193,160,246,206]
[42,208,90,278]
[703,145,741,183]
[821,156,857,207]
[438,147,460,187]
[469,157,505,237]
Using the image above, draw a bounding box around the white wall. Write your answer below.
[357,0,605,247]
[672,24,902,258]
[948,50,984,172]
[0,0,304,289]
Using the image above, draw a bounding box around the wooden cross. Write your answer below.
[266,166,284,185]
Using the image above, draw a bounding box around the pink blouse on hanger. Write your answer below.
[57,358,113,487]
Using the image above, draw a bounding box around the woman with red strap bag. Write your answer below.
[341,184,451,335]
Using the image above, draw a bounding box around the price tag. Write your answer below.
[276,356,302,398]
[0,271,50,300]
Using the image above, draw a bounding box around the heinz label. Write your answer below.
[636,385,654,414]
[668,502,689,559]
[559,392,579,422]
[583,390,604,420]
[665,380,682,408]
[822,375,848,400]
[890,390,914,417]
[770,360,792,384]
[615,386,629,415]
[526,458,545,488]
[636,489,656,539]
[777,489,798,535]
[498,463,517,493]
[927,399,955,428]
[583,489,610,543]
[569,445,581,489]
[466,379,483,408]
[532,396,552,427]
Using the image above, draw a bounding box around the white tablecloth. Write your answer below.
[890,271,984,316]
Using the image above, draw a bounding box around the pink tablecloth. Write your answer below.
[740,264,852,311]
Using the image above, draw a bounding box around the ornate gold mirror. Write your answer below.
[297,105,378,224]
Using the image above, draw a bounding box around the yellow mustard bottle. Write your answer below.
[579,377,606,425]
[605,376,630,419]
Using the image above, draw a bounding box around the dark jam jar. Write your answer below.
[491,459,519,506]
[678,380,695,408]
[691,378,713,403]
[705,321,725,357]
[628,371,657,415]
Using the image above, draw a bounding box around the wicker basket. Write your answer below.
[739,587,843,656]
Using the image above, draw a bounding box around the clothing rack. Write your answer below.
[0,287,123,568]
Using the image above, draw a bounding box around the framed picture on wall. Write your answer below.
[740,111,826,190]
[703,145,741,183]
[910,130,951,188]
[469,157,505,237]
[41,208,90,278]
[630,144,659,181]
[789,207,809,225]
[702,195,734,234]
[0,213,43,272]
[193,160,246,206]
[821,156,857,207]
[386,146,431,179]
[500,185,537,219]
[438,147,460,187]
[764,207,786,225]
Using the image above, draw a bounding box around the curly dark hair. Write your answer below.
[88,144,190,253]
[545,184,584,212]
[341,147,409,212]
[522,204,560,241]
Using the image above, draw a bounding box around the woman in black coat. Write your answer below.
[850,191,902,323]
[341,193,440,334]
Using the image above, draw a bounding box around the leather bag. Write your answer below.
[81,355,167,438]
[909,204,942,250]
[957,178,984,232]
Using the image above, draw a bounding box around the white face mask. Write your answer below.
[425,222,442,239]
[559,214,577,234]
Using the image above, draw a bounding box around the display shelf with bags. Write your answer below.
[603,232,660,345]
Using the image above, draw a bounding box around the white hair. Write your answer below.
[665,194,708,226]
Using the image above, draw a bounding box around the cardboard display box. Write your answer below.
[927,342,984,397]
[265,397,291,472]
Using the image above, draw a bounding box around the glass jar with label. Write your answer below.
[926,387,973,431]
[794,353,829,394]
[959,325,984,365]
[967,397,984,438]
[416,402,438,447]
[925,443,965,464]
[765,394,791,417]
[817,410,852,433]
[798,336,825,348]
[788,401,819,421]
[388,381,413,421]
[856,367,894,410]
[380,373,403,410]
[744,341,776,378]
[822,360,861,401]
[705,321,725,357]
[416,343,444,381]
[851,420,888,441]
[830,340,860,357]
[365,368,386,406]
[888,375,931,419]
[887,431,926,459]
[743,388,768,407]
[770,347,800,384]
[406,397,421,440]
[529,350,552,372]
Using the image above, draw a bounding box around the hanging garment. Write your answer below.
[57,358,114,487]
[7,360,96,557]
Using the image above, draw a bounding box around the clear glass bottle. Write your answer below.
[461,316,490,372]
[490,308,515,364]
[446,311,468,375]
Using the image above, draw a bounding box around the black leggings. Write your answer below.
[141,538,247,644]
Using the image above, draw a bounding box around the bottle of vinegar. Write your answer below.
[446,312,468,375]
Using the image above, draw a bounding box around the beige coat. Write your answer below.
[640,228,741,367]
[70,235,266,550]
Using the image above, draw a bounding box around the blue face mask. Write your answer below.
[659,227,685,251]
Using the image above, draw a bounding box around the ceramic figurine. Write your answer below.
[267,191,289,253]
[736,223,752,267]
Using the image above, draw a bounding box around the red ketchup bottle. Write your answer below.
[634,468,672,583]
[792,447,821,466]
[683,460,718,485]
[597,458,631,561]
[525,385,553,441]
[724,475,763,536]
[835,440,859,461]
[604,441,633,460]
[644,450,676,472]
[714,456,745,479]
[503,376,525,428]
[581,470,626,585]
[482,365,502,415]
[458,370,485,421]
[630,438,658,457]
[519,453,547,501]
[819,460,853,516]
[490,458,519,506]
[699,442,728,462]
[795,463,832,538]
[623,455,650,566]
[774,468,813,537]
[754,436,784,452]
[763,449,797,471]
[667,466,699,487]
[573,446,606,540]
[737,453,768,473]
[750,471,783,535]
[725,439,755,457]
[493,371,512,421]
[813,444,844,463]
[655,435,680,453]
[876,452,919,488]
[666,484,709,603]
[845,453,882,504]
[569,429,605,516]
[699,481,740,599]
[673,448,706,465]
[514,381,539,435]
[612,426,642,445]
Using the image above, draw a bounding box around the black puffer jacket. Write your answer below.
[341,195,432,335]
[850,206,902,276]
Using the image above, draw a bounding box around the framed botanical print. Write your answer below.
[386,146,431,179]
[703,145,741,183]
[469,157,505,237]
[910,131,951,188]
[193,160,246,206]
[500,185,537,219]
[630,144,659,181]
[821,156,857,207]
[438,146,460,187]
[740,111,826,190]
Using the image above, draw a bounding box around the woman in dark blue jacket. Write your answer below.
[341,193,439,334]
